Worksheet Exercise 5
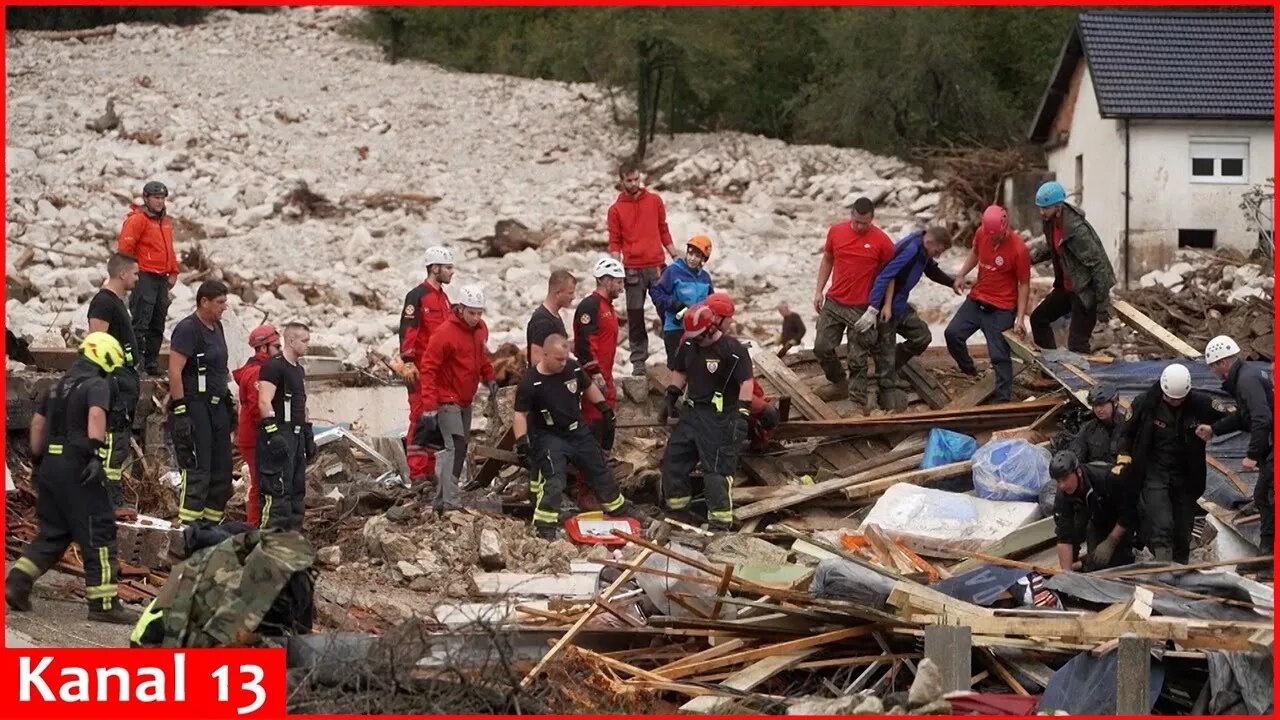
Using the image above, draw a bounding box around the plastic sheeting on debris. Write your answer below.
[861,484,1041,557]
[636,542,730,619]
[971,439,1051,502]
[921,428,977,469]
[1206,650,1274,715]
[1044,569,1269,622]
[1037,649,1164,714]
[809,558,895,608]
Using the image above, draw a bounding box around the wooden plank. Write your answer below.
[949,517,1057,575]
[473,572,599,598]
[1113,299,1201,358]
[472,425,515,490]
[901,357,950,409]
[660,625,873,680]
[654,639,750,677]
[752,348,839,420]
[843,460,973,501]
[677,650,818,714]
[732,452,923,521]
[1095,555,1273,579]
[977,647,1029,696]
[772,398,1060,440]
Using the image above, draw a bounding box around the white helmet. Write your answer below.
[422,245,454,268]
[457,284,485,309]
[1204,335,1241,365]
[1160,363,1192,400]
[593,256,625,279]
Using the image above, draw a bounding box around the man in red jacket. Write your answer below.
[232,325,281,526]
[399,245,455,483]
[608,163,678,377]
[117,180,179,376]
[574,258,626,434]
[419,285,496,512]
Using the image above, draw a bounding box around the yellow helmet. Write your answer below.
[81,332,126,374]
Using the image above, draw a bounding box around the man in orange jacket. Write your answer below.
[232,325,281,526]
[117,180,179,377]
[399,245,455,483]
[608,162,678,377]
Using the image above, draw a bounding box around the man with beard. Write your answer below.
[399,245,455,483]
[87,252,141,517]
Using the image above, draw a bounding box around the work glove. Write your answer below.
[169,399,196,466]
[515,436,531,468]
[81,441,108,486]
[1088,535,1120,568]
[597,402,616,452]
[658,385,682,424]
[225,394,239,435]
[31,451,43,477]
[733,406,751,445]
[303,422,318,461]
[260,418,289,460]
[1110,453,1131,477]
[853,307,878,334]
[673,302,688,319]
[400,364,419,390]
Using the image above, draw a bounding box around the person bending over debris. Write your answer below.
[944,205,1030,403]
[421,285,496,513]
[775,302,806,358]
[233,325,282,527]
[1117,363,1226,563]
[650,234,715,369]
[659,293,755,531]
[745,380,781,452]
[1199,335,1273,579]
[399,245,455,484]
[1070,383,1127,465]
[169,280,236,526]
[6,332,138,624]
[1028,181,1116,354]
[256,323,314,531]
[575,258,625,442]
[812,196,896,412]
[1051,450,1137,571]
[87,252,142,516]
[117,180,178,377]
[857,226,957,411]
[514,335,641,540]
[527,269,577,366]
[608,162,678,376]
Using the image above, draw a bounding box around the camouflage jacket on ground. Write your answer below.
[1030,203,1116,313]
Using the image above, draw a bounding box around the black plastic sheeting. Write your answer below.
[1206,650,1275,715]
[1044,569,1267,622]
[1036,648,1165,714]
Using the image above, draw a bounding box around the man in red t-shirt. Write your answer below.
[812,197,896,410]
[607,162,678,377]
[944,205,1031,403]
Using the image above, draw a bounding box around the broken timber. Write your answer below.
[1113,299,1202,358]
[751,348,867,470]
[771,398,1060,440]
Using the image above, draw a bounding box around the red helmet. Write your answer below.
[705,291,735,319]
[981,205,1009,238]
[248,324,279,349]
[682,304,716,337]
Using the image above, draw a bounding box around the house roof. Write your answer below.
[1029,11,1274,142]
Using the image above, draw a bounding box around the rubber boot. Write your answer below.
[608,500,652,525]
[88,598,141,625]
[1152,546,1174,563]
[534,523,560,541]
[5,568,35,612]
[708,519,734,533]
[879,387,909,413]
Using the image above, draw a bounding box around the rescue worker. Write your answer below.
[1050,450,1137,571]
[398,245,454,483]
[608,162,678,376]
[420,285,497,513]
[232,325,282,527]
[527,269,577,366]
[1029,181,1116,353]
[857,225,957,411]
[1071,383,1127,465]
[87,252,141,516]
[1198,335,1274,578]
[659,293,755,531]
[745,380,781,452]
[944,205,1031,403]
[256,323,314,531]
[515,335,643,539]
[169,280,235,526]
[5,332,137,623]
[117,180,179,376]
[574,257,626,440]
[1116,363,1226,563]
[812,196,896,411]
[650,235,715,369]
[776,302,806,358]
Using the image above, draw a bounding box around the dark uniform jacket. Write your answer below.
[1053,461,1138,547]
[1118,380,1227,497]
[1211,360,1274,463]
[1070,406,1128,465]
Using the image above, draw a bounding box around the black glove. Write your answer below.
[303,422,317,460]
[734,406,750,444]
[225,393,239,435]
[597,402,616,452]
[31,451,43,476]
[658,385,682,424]
[169,399,195,466]
[260,417,288,459]
[515,436,531,467]
[81,440,108,486]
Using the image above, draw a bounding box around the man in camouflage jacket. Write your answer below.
[1029,188,1116,354]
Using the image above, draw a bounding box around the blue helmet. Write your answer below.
[1035,181,1066,208]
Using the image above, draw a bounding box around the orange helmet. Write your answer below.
[705,291,735,319]
[248,325,280,349]
[686,234,713,260]
[682,304,716,337]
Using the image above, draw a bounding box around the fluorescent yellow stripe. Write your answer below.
[178,469,189,515]
[533,509,559,523]
[602,495,625,512]
[259,496,272,530]
[85,584,118,599]
[666,496,691,510]
[99,546,109,590]
[15,557,39,577]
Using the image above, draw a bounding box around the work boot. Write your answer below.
[88,599,140,625]
[5,568,34,612]
[1152,546,1174,563]
[631,365,647,378]
[708,520,734,533]
[534,523,561,541]
[608,501,653,525]
[879,388,909,413]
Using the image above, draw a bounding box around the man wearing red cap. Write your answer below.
[944,205,1030,403]
[232,325,281,526]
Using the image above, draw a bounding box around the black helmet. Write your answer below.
[142,180,169,198]
[1086,383,1118,406]
[1049,450,1079,480]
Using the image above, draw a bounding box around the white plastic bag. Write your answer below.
[971,439,1051,502]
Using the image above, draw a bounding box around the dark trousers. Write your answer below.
[257,426,307,531]
[624,266,662,370]
[876,304,933,404]
[1141,466,1198,563]
[128,271,170,371]
[173,397,233,524]
[1084,522,1135,570]
[530,425,624,527]
[105,366,140,507]
[663,329,684,370]
[1030,288,1097,353]
[1257,453,1274,552]
[944,298,1016,402]
[15,448,120,610]
[661,404,738,526]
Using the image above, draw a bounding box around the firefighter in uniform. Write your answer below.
[87,252,142,516]
[1070,383,1128,465]
[233,325,282,527]
[514,334,645,539]
[570,257,625,509]
[398,245,455,483]
[659,292,755,531]
[1199,335,1274,579]
[5,333,138,623]
[1116,363,1227,563]
[256,323,314,531]
[1051,450,1137,571]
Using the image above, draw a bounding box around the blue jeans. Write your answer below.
[944,298,1015,402]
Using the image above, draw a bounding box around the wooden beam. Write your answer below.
[659,625,873,680]
[771,398,1060,440]
[752,348,867,470]
[843,459,973,501]
[901,357,950,409]
[677,650,818,714]
[949,517,1057,575]
[1112,299,1201,358]
[732,452,923,520]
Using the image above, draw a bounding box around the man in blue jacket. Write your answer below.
[650,235,715,369]
[854,226,956,411]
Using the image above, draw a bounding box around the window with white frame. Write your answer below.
[1189,138,1249,184]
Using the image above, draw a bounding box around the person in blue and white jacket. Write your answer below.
[853,225,957,411]
[650,235,715,369]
